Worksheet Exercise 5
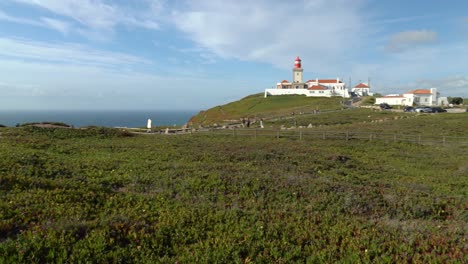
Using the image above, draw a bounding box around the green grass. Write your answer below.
[0,126,466,262]
[264,108,402,128]
[189,93,344,125]
[244,108,468,136]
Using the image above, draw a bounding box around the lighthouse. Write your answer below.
[292,56,303,84]
[264,56,350,98]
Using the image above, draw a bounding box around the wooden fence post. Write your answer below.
[200,129,468,147]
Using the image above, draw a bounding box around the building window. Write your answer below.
[424,98,428,102]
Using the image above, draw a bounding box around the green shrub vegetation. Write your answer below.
[448,97,464,105]
[0,125,466,262]
[361,96,376,105]
[20,122,72,128]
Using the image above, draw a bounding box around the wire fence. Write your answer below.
[194,128,468,146]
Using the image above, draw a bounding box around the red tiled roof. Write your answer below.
[308,85,327,90]
[405,89,431,94]
[354,83,369,88]
[281,80,290,83]
[318,79,342,83]
[305,79,343,83]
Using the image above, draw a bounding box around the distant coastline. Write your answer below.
[0,109,197,128]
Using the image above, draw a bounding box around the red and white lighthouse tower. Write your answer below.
[292,56,303,84]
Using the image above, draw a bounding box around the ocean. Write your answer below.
[0,110,198,128]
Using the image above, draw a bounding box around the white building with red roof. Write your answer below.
[375,88,448,106]
[352,83,373,96]
[264,57,350,98]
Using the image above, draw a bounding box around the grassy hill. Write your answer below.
[1,99,467,262]
[189,93,344,125]
[0,125,466,262]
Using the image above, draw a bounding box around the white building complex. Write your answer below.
[375,88,448,106]
[352,83,373,96]
[263,57,448,107]
[264,57,350,98]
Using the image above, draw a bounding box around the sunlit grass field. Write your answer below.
[189,94,344,125]
[265,108,468,136]
[0,125,466,262]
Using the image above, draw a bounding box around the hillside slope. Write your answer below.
[189,93,344,125]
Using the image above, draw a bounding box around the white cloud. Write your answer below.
[0,38,150,67]
[10,0,163,32]
[12,0,117,29]
[385,30,437,52]
[349,41,468,97]
[0,58,251,110]
[172,0,367,69]
[372,14,440,26]
[171,46,217,65]
[1,9,74,34]
[40,17,71,35]
[0,9,42,26]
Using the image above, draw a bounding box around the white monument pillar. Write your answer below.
[147,118,152,132]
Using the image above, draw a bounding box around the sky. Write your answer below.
[0,0,467,110]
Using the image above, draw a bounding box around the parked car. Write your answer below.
[415,106,433,113]
[403,106,415,112]
[379,103,392,110]
[430,107,447,113]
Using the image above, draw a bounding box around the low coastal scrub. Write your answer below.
[19,122,72,128]
[0,127,466,262]
[17,126,134,139]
